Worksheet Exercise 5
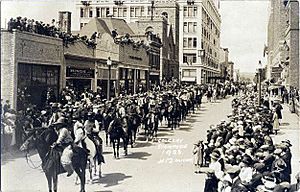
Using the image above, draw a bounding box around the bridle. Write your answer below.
[23,128,48,169]
[25,149,42,169]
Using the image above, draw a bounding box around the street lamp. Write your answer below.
[107,57,112,100]
[257,60,263,106]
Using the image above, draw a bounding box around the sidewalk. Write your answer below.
[271,103,300,184]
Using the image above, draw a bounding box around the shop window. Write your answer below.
[18,63,59,108]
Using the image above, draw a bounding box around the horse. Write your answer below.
[103,113,113,146]
[74,128,104,184]
[144,112,155,141]
[127,113,141,147]
[108,116,128,158]
[20,127,88,192]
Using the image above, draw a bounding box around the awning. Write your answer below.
[181,77,196,82]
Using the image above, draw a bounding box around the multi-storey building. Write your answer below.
[219,47,229,81]
[76,0,180,82]
[266,0,299,89]
[177,0,221,84]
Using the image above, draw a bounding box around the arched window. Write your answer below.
[145,26,154,33]
[161,12,168,19]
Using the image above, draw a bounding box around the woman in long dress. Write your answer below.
[193,140,204,173]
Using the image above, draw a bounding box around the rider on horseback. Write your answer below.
[52,117,74,177]
[84,112,102,144]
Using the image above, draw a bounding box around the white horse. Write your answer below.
[74,128,102,184]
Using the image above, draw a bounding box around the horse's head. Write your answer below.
[20,134,37,152]
[19,128,48,152]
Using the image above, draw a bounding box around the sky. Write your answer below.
[1,0,270,73]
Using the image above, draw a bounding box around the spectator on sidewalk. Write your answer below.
[3,100,11,115]
[272,108,280,133]
[273,100,283,125]
[193,140,204,173]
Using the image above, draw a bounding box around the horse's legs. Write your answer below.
[105,132,109,146]
[45,173,52,192]
[117,138,120,158]
[75,167,86,192]
[98,162,102,178]
[112,140,116,158]
[123,137,128,156]
[94,158,97,176]
[53,173,58,192]
[88,161,93,184]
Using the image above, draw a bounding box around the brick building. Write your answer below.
[1,17,157,109]
[76,0,179,82]
[219,47,229,82]
[1,30,64,109]
[265,0,299,89]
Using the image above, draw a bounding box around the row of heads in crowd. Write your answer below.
[198,90,298,191]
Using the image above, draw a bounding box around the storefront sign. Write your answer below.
[129,56,142,61]
[66,67,95,78]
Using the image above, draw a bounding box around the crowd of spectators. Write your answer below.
[199,86,299,191]
[7,16,97,48]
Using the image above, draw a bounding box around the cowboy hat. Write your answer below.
[52,117,65,125]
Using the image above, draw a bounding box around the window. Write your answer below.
[183,53,197,64]
[96,8,100,17]
[188,38,193,48]
[148,6,152,15]
[141,7,145,16]
[80,8,84,17]
[80,23,84,29]
[113,8,118,16]
[183,7,187,17]
[183,38,187,48]
[89,9,93,17]
[123,8,127,17]
[183,22,188,33]
[161,12,168,19]
[135,7,140,16]
[183,69,197,77]
[130,7,134,17]
[100,7,109,17]
[183,37,197,48]
[193,38,197,47]
[193,22,197,32]
[193,7,197,16]
[183,6,197,17]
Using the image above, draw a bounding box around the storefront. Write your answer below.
[17,63,60,109]
[65,67,94,92]
[97,67,117,98]
[149,71,160,87]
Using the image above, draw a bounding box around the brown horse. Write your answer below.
[20,128,88,192]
